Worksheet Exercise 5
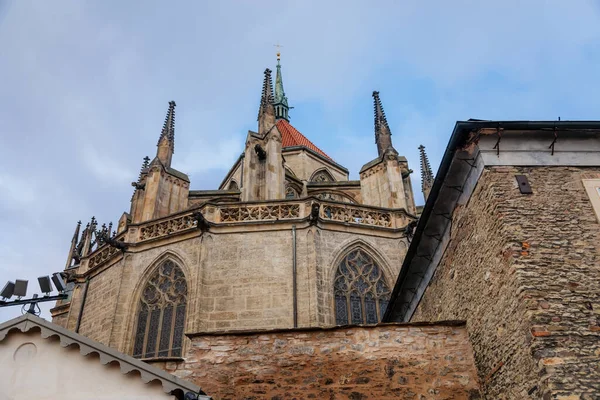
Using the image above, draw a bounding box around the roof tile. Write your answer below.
[277,119,331,159]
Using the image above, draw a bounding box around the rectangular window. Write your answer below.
[583,179,600,223]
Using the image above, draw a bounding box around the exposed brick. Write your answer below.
[169,323,480,399]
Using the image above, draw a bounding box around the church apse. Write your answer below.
[51,55,417,357]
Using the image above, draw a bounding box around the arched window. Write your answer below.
[333,249,390,325]
[133,260,187,359]
[311,169,335,183]
[228,180,239,190]
[285,186,298,199]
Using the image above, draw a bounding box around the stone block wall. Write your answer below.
[412,167,600,399]
[166,322,481,399]
[54,225,407,358]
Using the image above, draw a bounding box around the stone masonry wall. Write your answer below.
[56,226,406,358]
[413,167,600,399]
[166,322,481,400]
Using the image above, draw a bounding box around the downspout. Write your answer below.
[292,225,298,328]
[75,279,90,333]
[240,153,244,189]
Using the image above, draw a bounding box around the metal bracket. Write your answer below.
[434,212,452,221]
[458,157,477,168]
[549,125,558,155]
[424,232,442,241]
[446,185,463,193]
[415,253,432,261]
[515,175,533,194]
[492,125,502,156]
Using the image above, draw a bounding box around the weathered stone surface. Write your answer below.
[167,323,481,399]
[413,167,600,399]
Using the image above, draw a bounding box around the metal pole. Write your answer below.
[292,225,297,328]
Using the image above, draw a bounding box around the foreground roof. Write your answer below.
[0,314,208,399]
[277,119,331,159]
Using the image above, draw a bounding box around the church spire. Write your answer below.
[373,91,396,157]
[156,101,176,167]
[419,144,434,201]
[274,52,289,121]
[257,68,276,133]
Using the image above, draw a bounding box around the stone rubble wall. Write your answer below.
[413,167,600,399]
[165,323,481,400]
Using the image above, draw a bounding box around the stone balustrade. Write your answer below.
[83,200,411,269]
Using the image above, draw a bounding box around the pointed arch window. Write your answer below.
[311,169,335,183]
[333,249,390,325]
[133,260,187,359]
[228,180,239,190]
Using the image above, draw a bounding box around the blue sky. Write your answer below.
[1,0,600,320]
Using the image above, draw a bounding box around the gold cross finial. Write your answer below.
[274,43,283,60]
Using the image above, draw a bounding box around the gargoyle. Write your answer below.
[131,181,146,190]
[192,211,210,233]
[254,144,267,161]
[308,203,320,225]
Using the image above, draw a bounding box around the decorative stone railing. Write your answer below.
[87,233,127,269]
[219,204,301,222]
[139,213,197,241]
[320,204,394,228]
[83,200,412,270]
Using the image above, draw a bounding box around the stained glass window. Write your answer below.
[334,249,391,325]
[132,260,187,359]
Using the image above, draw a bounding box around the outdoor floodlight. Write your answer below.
[14,280,28,297]
[38,276,53,294]
[0,272,69,315]
[1,281,15,299]
[51,273,66,292]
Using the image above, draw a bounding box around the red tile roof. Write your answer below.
[277,119,331,159]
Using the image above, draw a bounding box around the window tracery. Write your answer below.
[133,260,187,359]
[333,249,390,325]
[285,186,298,199]
[311,170,335,182]
[228,180,239,190]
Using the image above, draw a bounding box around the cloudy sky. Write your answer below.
[1,0,600,321]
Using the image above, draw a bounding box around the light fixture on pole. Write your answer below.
[0,272,70,316]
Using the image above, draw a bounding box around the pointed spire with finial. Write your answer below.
[257,68,276,133]
[65,220,82,269]
[274,51,289,121]
[138,156,150,180]
[419,145,434,201]
[156,101,176,167]
[373,91,396,157]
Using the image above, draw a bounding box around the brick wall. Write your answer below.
[413,167,600,399]
[165,322,481,399]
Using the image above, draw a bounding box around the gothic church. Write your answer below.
[52,54,423,357]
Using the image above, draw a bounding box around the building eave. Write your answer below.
[0,314,207,399]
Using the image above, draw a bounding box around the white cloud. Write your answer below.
[1,0,600,321]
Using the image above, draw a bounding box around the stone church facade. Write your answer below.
[47,56,600,399]
[50,57,424,363]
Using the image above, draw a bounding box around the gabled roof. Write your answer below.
[277,119,331,159]
[0,314,209,400]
